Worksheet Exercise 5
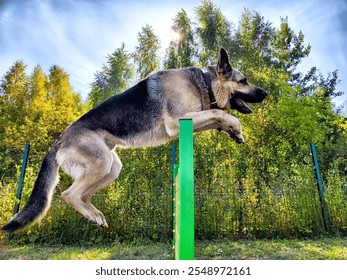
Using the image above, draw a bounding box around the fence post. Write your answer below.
[174,119,194,260]
[310,143,330,234]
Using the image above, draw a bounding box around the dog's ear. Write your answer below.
[217,48,232,77]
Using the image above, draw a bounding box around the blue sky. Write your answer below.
[0,0,346,112]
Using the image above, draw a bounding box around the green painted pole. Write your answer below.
[171,143,176,242]
[13,143,30,215]
[310,143,330,234]
[172,163,179,248]
[174,119,194,260]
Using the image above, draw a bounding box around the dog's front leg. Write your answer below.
[190,110,244,143]
[165,109,244,143]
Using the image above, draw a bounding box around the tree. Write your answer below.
[134,25,161,79]
[89,43,134,106]
[0,62,86,178]
[24,65,51,153]
[164,9,196,69]
[272,17,311,84]
[47,65,84,139]
[0,61,30,177]
[236,9,275,77]
[0,60,29,128]
[195,0,232,66]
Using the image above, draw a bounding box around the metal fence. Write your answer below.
[2,140,346,244]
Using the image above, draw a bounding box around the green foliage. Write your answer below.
[195,0,232,66]
[134,25,161,79]
[164,9,196,69]
[1,1,346,244]
[0,62,87,179]
[89,43,134,106]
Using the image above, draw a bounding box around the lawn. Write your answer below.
[1,238,347,260]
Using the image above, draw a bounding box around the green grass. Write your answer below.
[197,238,347,260]
[1,238,346,260]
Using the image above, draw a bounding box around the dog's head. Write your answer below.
[208,48,268,113]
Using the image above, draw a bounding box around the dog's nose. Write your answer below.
[254,88,268,102]
[257,88,268,100]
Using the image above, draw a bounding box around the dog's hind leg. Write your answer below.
[62,177,110,227]
[59,140,120,227]
[81,150,122,205]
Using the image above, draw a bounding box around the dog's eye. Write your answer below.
[239,78,248,85]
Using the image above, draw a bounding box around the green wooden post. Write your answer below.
[171,142,177,242]
[310,143,330,234]
[13,143,30,215]
[172,162,179,248]
[174,119,194,260]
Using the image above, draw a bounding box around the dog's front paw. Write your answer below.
[228,130,245,144]
[235,134,245,144]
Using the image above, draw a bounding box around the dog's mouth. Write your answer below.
[230,89,268,114]
[230,98,253,114]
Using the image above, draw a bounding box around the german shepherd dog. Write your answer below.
[2,48,267,232]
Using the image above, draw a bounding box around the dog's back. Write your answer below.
[64,67,209,148]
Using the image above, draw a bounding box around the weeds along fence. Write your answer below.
[1,133,346,244]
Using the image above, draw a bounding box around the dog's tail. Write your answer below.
[2,145,60,232]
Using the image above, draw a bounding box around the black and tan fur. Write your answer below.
[2,48,267,232]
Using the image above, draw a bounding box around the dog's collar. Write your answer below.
[203,72,218,109]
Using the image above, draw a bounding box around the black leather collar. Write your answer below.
[203,72,219,109]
